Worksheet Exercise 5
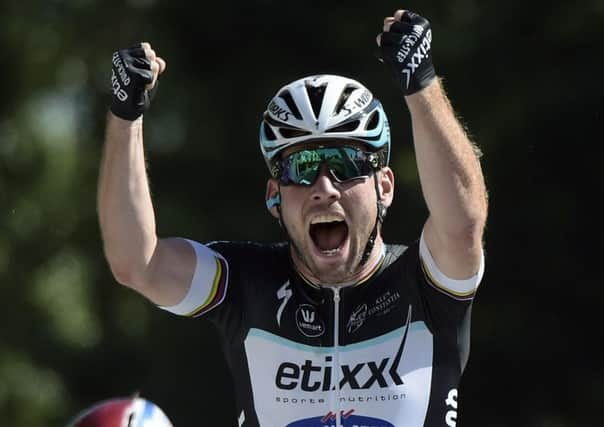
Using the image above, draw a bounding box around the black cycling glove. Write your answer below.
[378,11,436,95]
[110,44,155,120]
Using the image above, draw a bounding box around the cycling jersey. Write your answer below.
[160,236,484,427]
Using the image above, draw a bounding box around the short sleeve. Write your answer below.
[158,239,229,317]
[419,232,484,300]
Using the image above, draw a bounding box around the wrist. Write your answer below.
[404,76,442,103]
[405,74,439,97]
[107,110,143,128]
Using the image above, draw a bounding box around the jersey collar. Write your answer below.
[293,244,387,291]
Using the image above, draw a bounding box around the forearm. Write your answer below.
[406,78,488,239]
[98,112,158,287]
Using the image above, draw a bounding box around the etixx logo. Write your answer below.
[295,304,325,337]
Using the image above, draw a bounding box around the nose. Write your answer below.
[310,164,341,202]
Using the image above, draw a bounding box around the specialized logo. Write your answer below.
[277,305,412,392]
[276,281,293,327]
[295,304,325,337]
[346,290,401,333]
[395,25,424,63]
[287,413,394,427]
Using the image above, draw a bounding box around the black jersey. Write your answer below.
[161,238,482,427]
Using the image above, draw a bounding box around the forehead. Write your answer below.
[280,139,365,158]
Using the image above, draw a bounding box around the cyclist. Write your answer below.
[99,8,488,427]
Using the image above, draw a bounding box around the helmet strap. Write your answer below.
[274,185,298,253]
[359,172,386,266]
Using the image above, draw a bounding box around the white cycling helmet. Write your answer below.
[259,74,390,177]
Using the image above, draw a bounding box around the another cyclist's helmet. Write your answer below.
[68,396,173,427]
[259,74,390,177]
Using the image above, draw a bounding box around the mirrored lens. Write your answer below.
[292,150,322,185]
[326,147,365,182]
[280,146,373,186]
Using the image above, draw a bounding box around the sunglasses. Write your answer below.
[275,146,384,186]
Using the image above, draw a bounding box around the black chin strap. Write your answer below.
[359,173,386,267]
[274,185,299,257]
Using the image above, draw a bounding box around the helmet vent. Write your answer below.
[326,120,360,133]
[280,128,312,138]
[334,85,357,114]
[366,111,379,130]
[306,83,327,119]
[279,90,303,120]
[263,122,277,141]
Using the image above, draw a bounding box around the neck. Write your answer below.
[293,237,386,288]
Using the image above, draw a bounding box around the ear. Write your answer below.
[377,167,395,208]
[265,178,281,219]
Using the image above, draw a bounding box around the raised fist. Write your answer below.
[110,42,166,120]
[377,10,436,95]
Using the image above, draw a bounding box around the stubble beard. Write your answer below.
[288,231,366,285]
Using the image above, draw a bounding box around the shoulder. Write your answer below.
[158,241,289,318]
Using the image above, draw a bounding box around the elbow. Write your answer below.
[109,263,136,288]
[101,237,159,295]
[437,198,487,251]
[105,257,147,292]
[457,193,488,244]
[444,216,486,253]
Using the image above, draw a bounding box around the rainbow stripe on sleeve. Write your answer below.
[419,258,476,301]
[185,255,229,317]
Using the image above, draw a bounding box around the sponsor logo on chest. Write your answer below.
[347,290,401,333]
[296,304,325,338]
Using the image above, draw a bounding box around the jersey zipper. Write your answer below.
[331,286,342,427]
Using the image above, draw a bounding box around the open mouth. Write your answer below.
[309,215,349,255]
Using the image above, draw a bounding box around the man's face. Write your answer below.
[266,144,394,284]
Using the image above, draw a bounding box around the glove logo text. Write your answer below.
[402,29,432,89]
[111,52,131,102]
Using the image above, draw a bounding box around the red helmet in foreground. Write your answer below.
[68,396,173,427]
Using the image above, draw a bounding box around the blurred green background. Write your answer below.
[1,0,602,425]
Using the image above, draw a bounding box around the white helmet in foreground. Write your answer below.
[259,74,391,176]
[68,396,173,427]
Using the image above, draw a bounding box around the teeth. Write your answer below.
[310,214,344,224]
[322,248,340,256]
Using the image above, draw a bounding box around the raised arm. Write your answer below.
[406,79,487,278]
[378,10,488,279]
[98,43,195,305]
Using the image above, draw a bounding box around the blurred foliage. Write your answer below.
[0,0,602,426]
